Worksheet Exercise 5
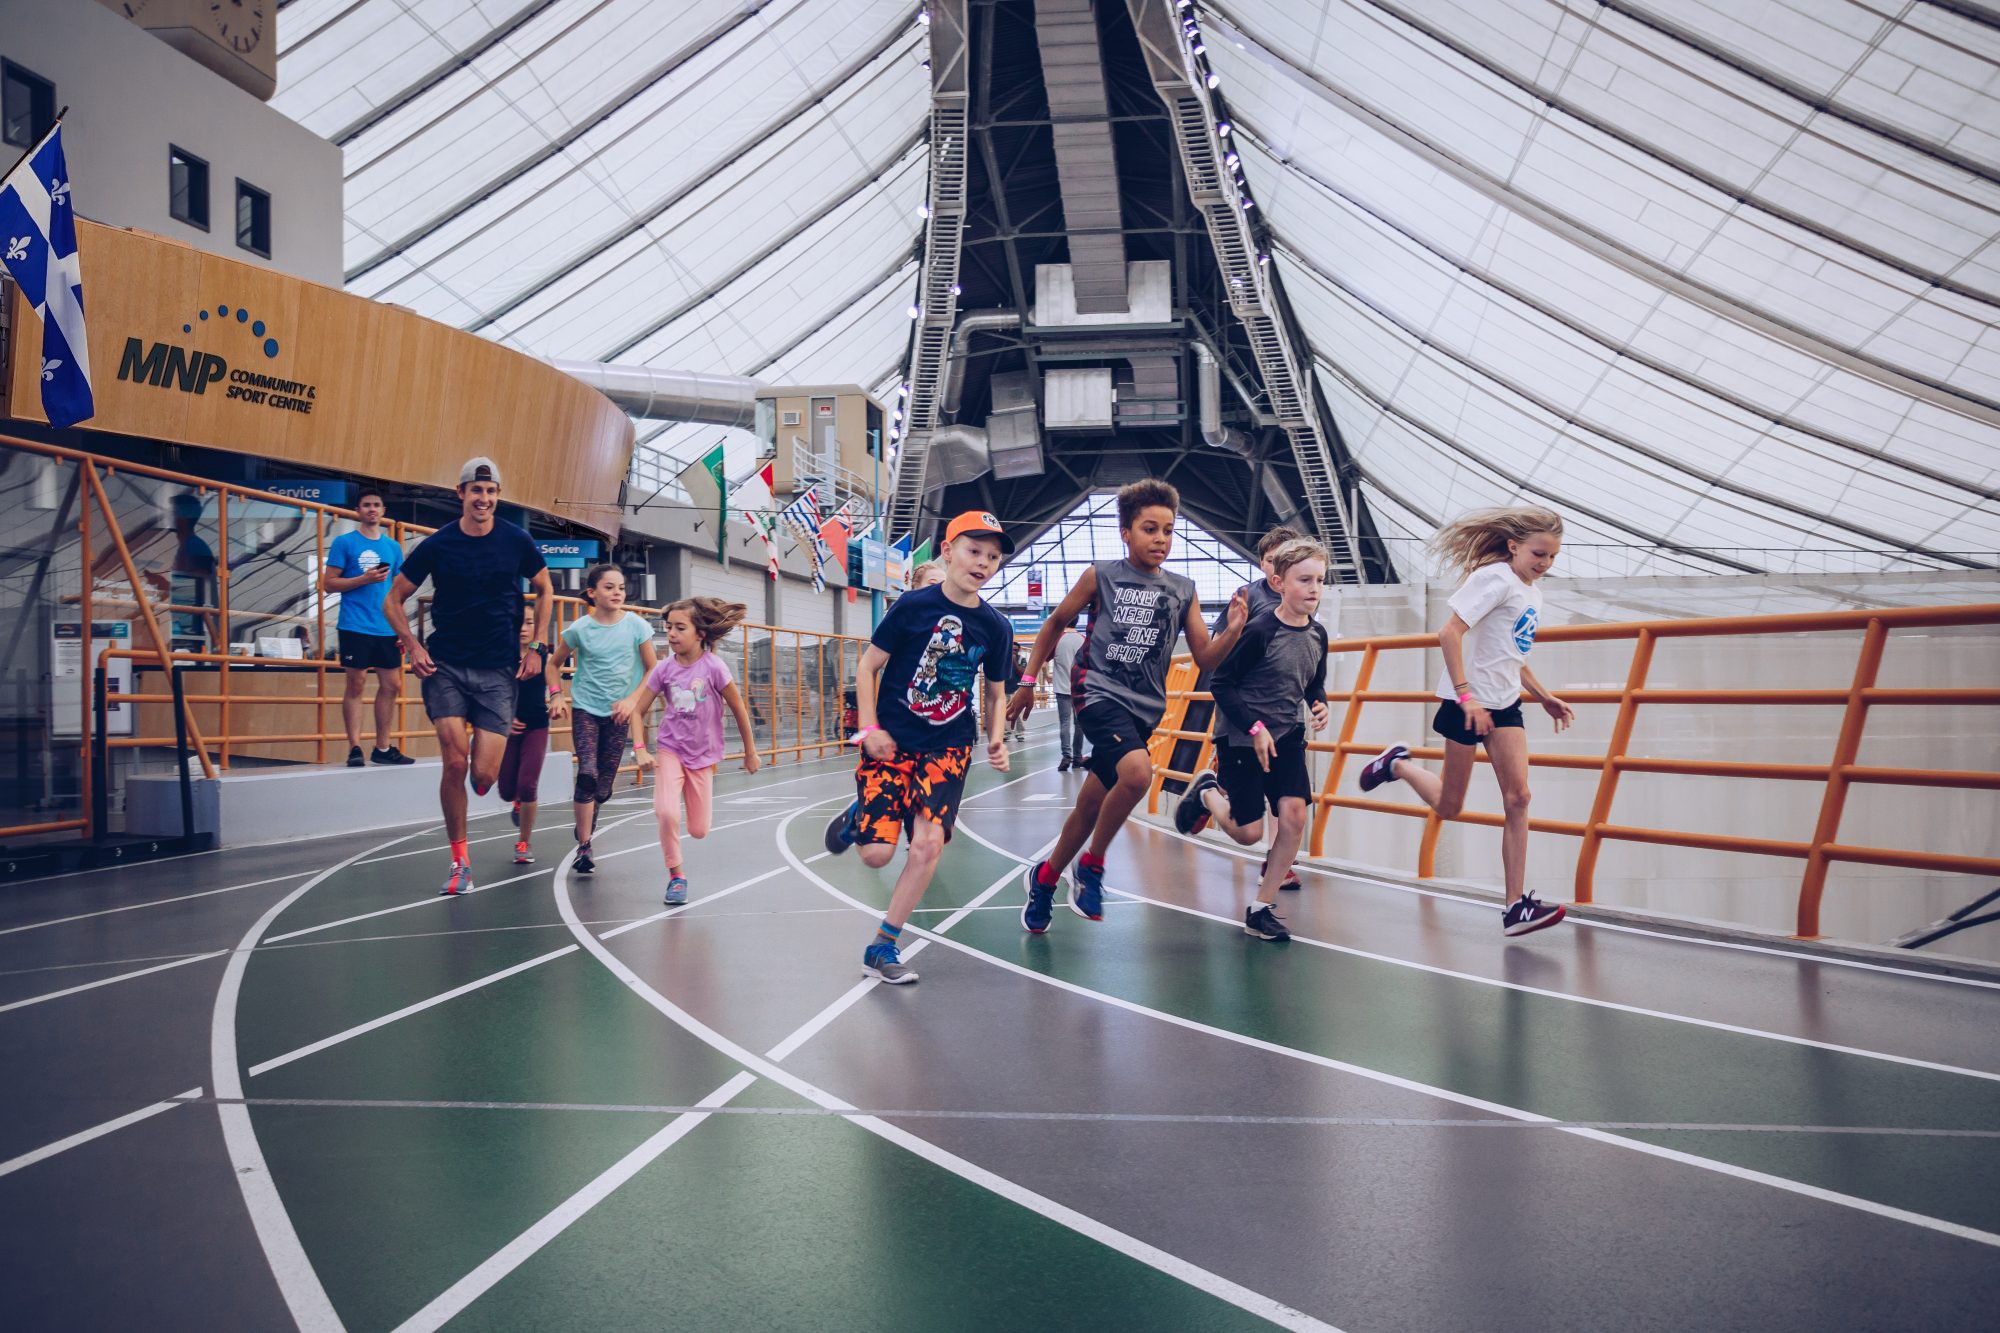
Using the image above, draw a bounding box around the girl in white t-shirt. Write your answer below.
[1357,507,1575,936]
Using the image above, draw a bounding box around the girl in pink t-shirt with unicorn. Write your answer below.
[613,597,760,905]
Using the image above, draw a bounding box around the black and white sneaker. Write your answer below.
[573,843,596,875]
[1244,903,1290,941]
[1502,893,1566,937]
[824,801,859,856]
[1358,744,1409,793]
[371,745,416,766]
[346,745,365,769]
[1261,855,1303,891]
[1176,772,1220,835]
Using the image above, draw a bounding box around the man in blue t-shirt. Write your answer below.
[321,489,414,768]
[822,510,1016,985]
[385,457,553,897]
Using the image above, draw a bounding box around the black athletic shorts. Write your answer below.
[337,631,402,671]
[1216,727,1312,825]
[1432,698,1524,747]
[1077,699,1159,789]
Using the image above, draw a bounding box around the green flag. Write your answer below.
[677,442,730,562]
[911,537,933,565]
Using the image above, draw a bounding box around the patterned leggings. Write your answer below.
[570,710,628,806]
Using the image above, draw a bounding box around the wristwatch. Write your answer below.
[527,640,549,657]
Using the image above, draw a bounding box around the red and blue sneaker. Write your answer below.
[1070,856,1105,921]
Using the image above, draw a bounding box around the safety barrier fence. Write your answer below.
[0,434,867,845]
[1145,603,2000,938]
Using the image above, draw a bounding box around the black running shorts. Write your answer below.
[337,631,402,671]
[1216,727,1312,825]
[1431,698,1524,747]
[1077,699,1158,789]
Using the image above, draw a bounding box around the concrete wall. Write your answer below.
[1154,571,2000,964]
[0,0,343,285]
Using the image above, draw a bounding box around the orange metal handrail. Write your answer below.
[1147,602,2000,938]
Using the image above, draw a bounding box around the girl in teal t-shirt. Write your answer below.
[548,565,656,873]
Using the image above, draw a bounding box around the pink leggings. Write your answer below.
[653,750,714,871]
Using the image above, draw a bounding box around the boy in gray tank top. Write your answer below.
[1006,479,1248,931]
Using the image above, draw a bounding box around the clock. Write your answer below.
[209,1,266,56]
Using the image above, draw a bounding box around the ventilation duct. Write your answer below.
[1193,343,1249,456]
[940,309,1022,416]
[925,423,993,490]
[1033,0,1128,313]
[547,360,760,428]
[986,370,1044,479]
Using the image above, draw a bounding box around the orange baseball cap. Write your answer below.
[943,509,1014,554]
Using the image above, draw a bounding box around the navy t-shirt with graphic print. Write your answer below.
[869,584,1014,754]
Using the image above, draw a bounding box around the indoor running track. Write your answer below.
[4,730,1999,1331]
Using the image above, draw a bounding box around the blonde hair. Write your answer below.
[1429,506,1563,579]
[910,559,947,588]
[664,596,747,648]
[1268,537,1329,580]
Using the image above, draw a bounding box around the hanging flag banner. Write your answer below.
[731,459,781,578]
[676,441,729,561]
[778,484,829,593]
[910,537,933,567]
[0,121,95,428]
[1026,565,1045,612]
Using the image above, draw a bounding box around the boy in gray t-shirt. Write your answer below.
[1007,479,1248,930]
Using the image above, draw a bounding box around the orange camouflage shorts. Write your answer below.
[852,745,972,846]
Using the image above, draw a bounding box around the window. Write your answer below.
[2,60,54,149]
[235,180,270,257]
[168,146,209,230]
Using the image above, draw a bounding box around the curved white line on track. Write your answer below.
[547,769,1334,1331]
[785,802,2000,1251]
[944,817,2000,1084]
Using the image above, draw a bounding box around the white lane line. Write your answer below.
[391,1070,761,1333]
[0,1086,203,1180]
[213,827,445,1331]
[0,872,313,937]
[0,949,227,1014]
[1139,802,2000,991]
[248,947,581,1078]
[555,809,1335,1332]
[803,819,2000,1251]
[598,867,790,939]
[358,828,521,864]
[949,819,2000,1085]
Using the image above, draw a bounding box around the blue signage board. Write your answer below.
[536,538,601,569]
[262,478,356,506]
[860,537,889,591]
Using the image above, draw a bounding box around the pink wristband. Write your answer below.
[1249,720,1266,736]
[1457,692,1475,707]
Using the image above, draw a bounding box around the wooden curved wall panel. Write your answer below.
[6,220,632,533]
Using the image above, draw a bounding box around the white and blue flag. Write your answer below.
[0,123,93,429]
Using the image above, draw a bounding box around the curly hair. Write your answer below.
[664,596,747,647]
[1116,478,1180,529]
[1429,506,1564,578]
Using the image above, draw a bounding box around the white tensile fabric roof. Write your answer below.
[273,0,927,479]
[278,0,1999,578]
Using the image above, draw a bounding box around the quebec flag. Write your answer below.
[0,124,93,429]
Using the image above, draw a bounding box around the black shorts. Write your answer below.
[338,631,402,671]
[421,662,517,735]
[1077,700,1159,789]
[1216,728,1312,825]
[853,747,971,846]
[1432,699,1524,747]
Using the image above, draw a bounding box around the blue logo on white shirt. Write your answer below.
[1512,607,1539,653]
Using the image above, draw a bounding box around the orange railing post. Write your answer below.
[78,471,94,837]
[1796,618,1888,939]
[1573,628,1655,905]
[1311,643,1376,856]
[314,509,327,766]
[217,488,232,770]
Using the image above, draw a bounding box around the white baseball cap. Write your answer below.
[457,456,503,488]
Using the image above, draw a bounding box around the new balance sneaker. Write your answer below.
[1070,857,1105,921]
[824,801,859,856]
[371,746,416,766]
[1175,772,1219,835]
[1502,893,1567,937]
[1358,743,1410,793]
[1244,902,1290,941]
[664,876,688,906]
[439,860,473,896]
[346,745,365,769]
[1261,855,1303,891]
[512,842,534,865]
[573,843,596,875]
[1021,862,1057,934]
[863,940,917,984]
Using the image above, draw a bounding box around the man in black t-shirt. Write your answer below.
[822,511,1015,985]
[385,457,554,896]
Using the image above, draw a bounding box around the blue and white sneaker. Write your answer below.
[1070,858,1104,921]
[863,940,917,984]
[824,801,859,856]
[1359,744,1409,793]
[664,875,688,906]
[1021,861,1056,934]
[1502,893,1567,937]
[1175,772,1219,835]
